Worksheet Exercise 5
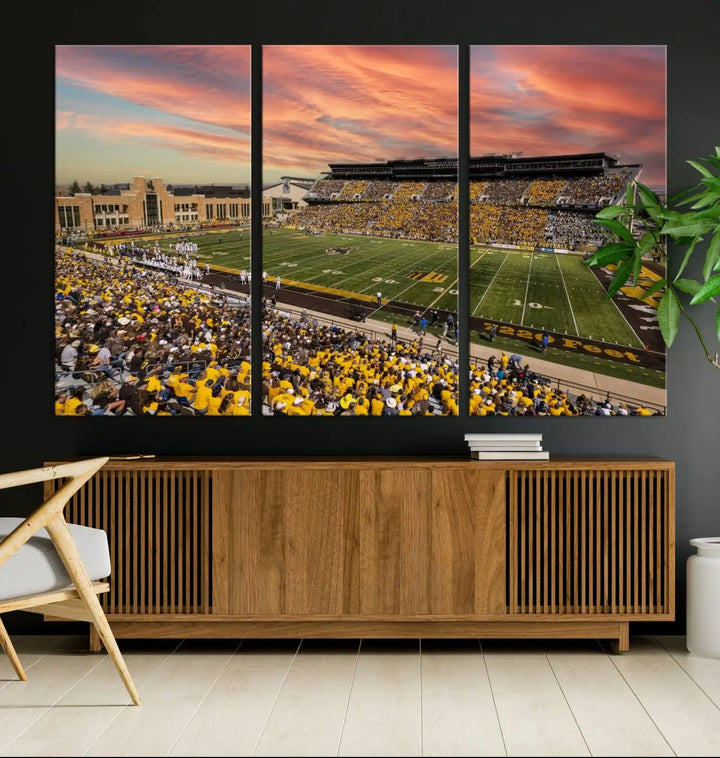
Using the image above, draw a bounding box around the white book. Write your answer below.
[464,433,543,441]
[468,440,542,448]
[471,450,550,460]
[468,444,543,452]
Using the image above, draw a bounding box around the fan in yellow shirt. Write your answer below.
[353,396,370,416]
[63,388,86,415]
[55,392,67,415]
[193,378,214,414]
[230,395,251,415]
[206,385,224,416]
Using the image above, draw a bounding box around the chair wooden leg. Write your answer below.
[89,625,102,653]
[46,517,141,705]
[0,616,27,681]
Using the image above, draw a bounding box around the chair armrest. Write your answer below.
[0,458,109,491]
[0,457,109,568]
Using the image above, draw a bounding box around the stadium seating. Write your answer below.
[292,167,632,250]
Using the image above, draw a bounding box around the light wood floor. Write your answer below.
[0,634,718,756]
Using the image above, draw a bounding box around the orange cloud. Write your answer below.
[58,112,249,164]
[470,45,666,186]
[55,45,250,158]
[263,45,458,177]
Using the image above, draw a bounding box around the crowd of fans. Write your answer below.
[469,203,503,243]
[305,178,347,200]
[338,180,370,200]
[361,180,398,200]
[289,196,456,242]
[469,352,662,417]
[290,173,632,249]
[421,182,456,201]
[558,169,630,206]
[54,247,251,417]
[546,211,611,250]
[470,181,488,201]
[53,245,660,418]
[263,309,459,416]
[53,245,461,417]
[479,179,533,204]
[525,178,567,206]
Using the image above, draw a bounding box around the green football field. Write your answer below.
[150,227,642,348]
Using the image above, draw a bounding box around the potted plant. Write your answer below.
[584,146,720,372]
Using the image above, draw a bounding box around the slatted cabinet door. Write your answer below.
[507,466,673,618]
[45,467,212,616]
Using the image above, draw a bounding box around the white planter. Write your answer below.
[686,537,720,659]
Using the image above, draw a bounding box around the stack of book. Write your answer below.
[464,433,549,460]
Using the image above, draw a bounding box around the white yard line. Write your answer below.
[421,250,487,315]
[472,251,509,316]
[520,252,534,325]
[351,246,453,300]
[265,236,418,283]
[555,254,579,336]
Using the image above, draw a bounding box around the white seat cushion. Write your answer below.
[0,517,111,602]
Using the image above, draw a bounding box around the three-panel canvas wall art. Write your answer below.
[54,44,667,417]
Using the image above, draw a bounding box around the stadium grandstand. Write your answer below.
[288,152,641,252]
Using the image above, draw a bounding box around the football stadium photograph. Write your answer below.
[54,43,666,418]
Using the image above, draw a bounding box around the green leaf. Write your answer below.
[585,243,634,268]
[677,190,709,207]
[593,218,636,245]
[657,209,686,224]
[689,274,720,305]
[700,176,720,193]
[637,231,657,252]
[716,146,720,159]
[657,288,681,347]
[688,159,714,178]
[690,192,720,210]
[674,237,700,280]
[595,205,626,219]
[673,278,702,296]
[634,183,662,223]
[670,235,696,248]
[661,219,716,239]
[635,181,660,206]
[704,229,720,281]
[607,258,634,298]
[691,207,720,222]
[643,278,668,300]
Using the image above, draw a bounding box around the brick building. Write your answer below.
[54,176,271,234]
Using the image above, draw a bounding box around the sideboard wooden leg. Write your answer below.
[607,622,630,654]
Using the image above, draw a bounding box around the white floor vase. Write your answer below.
[686,537,720,659]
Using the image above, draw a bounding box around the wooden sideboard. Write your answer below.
[44,457,675,652]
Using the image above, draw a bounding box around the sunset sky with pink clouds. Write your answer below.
[55,45,251,186]
[56,44,665,190]
[471,45,666,189]
[262,45,458,182]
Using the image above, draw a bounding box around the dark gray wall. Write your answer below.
[3,0,719,635]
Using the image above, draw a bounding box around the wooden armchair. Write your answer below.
[0,457,141,705]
